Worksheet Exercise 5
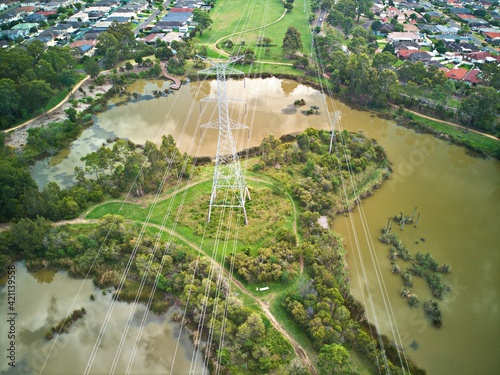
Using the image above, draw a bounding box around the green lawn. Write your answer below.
[199,0,312,62]
[86,178,295,259]
[404,112,500,157]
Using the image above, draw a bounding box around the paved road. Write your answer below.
[315,8,327,29]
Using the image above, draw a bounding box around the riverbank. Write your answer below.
[4,78,112,150]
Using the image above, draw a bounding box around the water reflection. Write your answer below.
[26,77,500,375]
[0,264,205,375]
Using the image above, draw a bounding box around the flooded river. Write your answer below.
[0,264,205,374]
[29,77,499,374]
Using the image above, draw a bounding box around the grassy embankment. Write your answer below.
[396,110,500,158]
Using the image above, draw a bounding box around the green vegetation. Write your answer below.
[197,0,312,62]
[45,308,87,340]
[394,110,500,159]
[379,214,452,327]
[0,42,79,130]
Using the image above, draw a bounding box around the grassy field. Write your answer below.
[403,111,500,157]
[198,0,313,62]
[86,178,295,258]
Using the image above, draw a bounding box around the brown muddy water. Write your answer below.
[28,77,499,374]
[0,264,205,374]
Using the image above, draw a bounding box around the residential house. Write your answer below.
[69,39,96,56]
[12,22,38,32]
[404,23,419,33]
[408,51,432,63]
[393,40,421,52]
[35,27,57,46]
[1,29,29,40]
[435,25,459,34]
[69,11,89,22]
[434,33,469,42]
[370,3,384,14]
[87,11,105,22]
[464,51,497,63]
[103,16,132,24]
[397,49,423,59]
[170,7,194,13]
[463,68,481,86]
[445,41,480,52]
[417,24,440,34]
[0,11,19,24]
[445,67,469,81]
[425,11,442,20]
[161,31,184,44]
[379,23,396,34]
[25,12,47,22]
[174,0,203,8]
[449,7,473,15]
[138,32,165,44]
[388,32,422,43]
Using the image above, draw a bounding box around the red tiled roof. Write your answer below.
[36,11,56,16]
[445,68,469,80]
[466,51,492,60]
[458,14,475,19]
[463,69,481,84]
[18,6,36,12]
[170,8,194,12]
[484,32,500,39]
[398,50,422,58]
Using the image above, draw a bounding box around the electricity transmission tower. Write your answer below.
[198,56,251,224]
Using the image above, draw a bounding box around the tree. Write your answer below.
[18,80,55,115]
[125,61,133,71]
[134,55,143,66]
[354,0,373,22]
[372,51,397,71]
[284,2,293,12]
[459,86,500,131]
[282,26,303,56]
[371,19,382,32]
[0,79,20,120]
[11,216,51,257]
[318,344,352,375]
[262,37,272,46]
[341,17,354,36]
[83,58,101,79]
[192,9,212,36]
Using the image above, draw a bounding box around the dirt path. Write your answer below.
[51,217,317,374]
[3,75,91,134]
[393,105,499,141]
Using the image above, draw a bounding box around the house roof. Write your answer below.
[484,32,500,39]
[445,68,469,80]
[18,6,36,12]
[69,40,96,48]
[458,14,475,19]
[466,51,493,60]
[162,12,191,22]
[170,7,194,12]
[398,49,422,58]
[463,68,481,84]
[388,32,420,40]
[36,11,57,16]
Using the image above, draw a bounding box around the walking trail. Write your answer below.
[392,105,499,141]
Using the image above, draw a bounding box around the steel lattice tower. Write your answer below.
[198,57,251,224]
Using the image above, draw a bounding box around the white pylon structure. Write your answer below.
[198,56,251,224]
